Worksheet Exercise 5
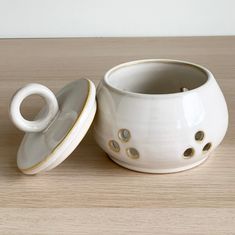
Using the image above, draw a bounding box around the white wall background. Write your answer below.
[0,0,234,38]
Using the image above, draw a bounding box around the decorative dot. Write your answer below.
[118,129,131,142]
[126,148,139,159]
[108,140,120,152]
[195,131,205,141]
[203,142,212,152]
[183,148,195,159]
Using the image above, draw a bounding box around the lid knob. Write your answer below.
[9,83,59,132]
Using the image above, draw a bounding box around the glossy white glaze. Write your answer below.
[10,83,59,132]
[94,59,228,173]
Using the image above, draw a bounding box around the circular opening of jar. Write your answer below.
[118,129,131,142]
[195,131,205,141]
[126,147,139,159]
[108,140,120,153]
[183,148,195,159]
[203,143,212,152]
[105,60,209,95]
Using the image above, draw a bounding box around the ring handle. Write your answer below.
[9,83,59,132]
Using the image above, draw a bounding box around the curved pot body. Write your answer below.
[93,60,228,173]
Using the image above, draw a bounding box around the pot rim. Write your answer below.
[103,59,214,98]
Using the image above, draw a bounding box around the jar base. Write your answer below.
[108,155,209,174]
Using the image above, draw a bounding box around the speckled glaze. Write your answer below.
[93,59,228,173]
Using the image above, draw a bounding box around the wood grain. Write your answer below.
[0,37,234,234]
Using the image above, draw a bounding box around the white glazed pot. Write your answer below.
[93,59,228,173]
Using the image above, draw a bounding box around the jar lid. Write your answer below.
[9,79,96,174]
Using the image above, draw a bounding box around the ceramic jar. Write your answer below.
[9,59,229,174]
[93,59,228,173]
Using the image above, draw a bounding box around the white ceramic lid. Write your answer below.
[9,79,96,174]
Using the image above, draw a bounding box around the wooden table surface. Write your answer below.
[0,37,234,234]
